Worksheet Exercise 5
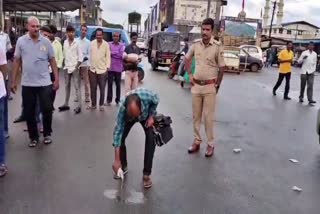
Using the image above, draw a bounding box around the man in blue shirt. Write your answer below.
[11,16,59,147]
[112,88,159,189]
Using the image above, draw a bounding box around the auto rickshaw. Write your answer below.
[147,32,181,71]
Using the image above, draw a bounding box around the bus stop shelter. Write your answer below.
[2,0,82,12]
[1,0,83,36]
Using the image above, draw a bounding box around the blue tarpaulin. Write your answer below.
[293,40,320,45]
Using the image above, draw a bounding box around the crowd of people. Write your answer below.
[0,16,225,188]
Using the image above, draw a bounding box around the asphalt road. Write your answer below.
[1,62,320,214]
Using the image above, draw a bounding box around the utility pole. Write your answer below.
[207,0,211,18]
[214,0,222,37]
[269,1,277,38]
[0,0,3,29]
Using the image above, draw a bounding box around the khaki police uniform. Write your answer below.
[186,37,225,146]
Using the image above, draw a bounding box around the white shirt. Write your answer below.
[77,37,90,67]
[298,50,318,74]
[0,48,7,98]
[63,39,83,73]
[0,31,12,52]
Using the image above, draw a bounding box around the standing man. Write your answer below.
[78,24,90,103]
[273,42,294,100]
[298,42,317,106]
[123,32,141,93]
[48,25,63,106]
[0,24,12,52]
[112,88,159,188]
[59,25,83,114]
[0,47,8,176]
[88,28,110,111]
[185,18,225,158]
[11,16,59,147]
[107,32,125,106]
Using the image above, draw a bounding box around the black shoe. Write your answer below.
[13,116,25,123]
[299,98,304,103]
[28,139,39,148]
[74,107,81,114]
[58,105,70,112]
[309,100,317,104]
[284,97,292,100]
[273,90,276,96]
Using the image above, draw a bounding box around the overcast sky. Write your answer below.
[100,0,320,27]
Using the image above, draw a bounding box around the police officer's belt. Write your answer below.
[193,78,216,86]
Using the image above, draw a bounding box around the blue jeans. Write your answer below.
[4,81,8,135]
[0,97,6,164]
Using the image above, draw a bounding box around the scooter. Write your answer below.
[168,51,185,79]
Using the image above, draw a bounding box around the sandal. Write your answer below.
[0,164,8,177]
[86,106,97,110]
[43,136,52,145]
[143,175,153,189]
[29,139,39,148]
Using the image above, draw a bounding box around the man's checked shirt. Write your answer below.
[113,88,160,147]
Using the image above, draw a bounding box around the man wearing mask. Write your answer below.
[298,42,317,106]
[123,32,141,93]
[59,25,83,114]
[88,28,111,111]
[107,32,125,106]
[78,24,90,103]
[273,42,294,100]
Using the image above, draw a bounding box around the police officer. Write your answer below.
[185,18,225,158]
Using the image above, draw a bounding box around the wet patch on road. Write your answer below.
[103,189,145,205]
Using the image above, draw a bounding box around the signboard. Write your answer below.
[174,0,216,26]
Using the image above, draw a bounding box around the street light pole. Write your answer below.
[269,1,277,38]
[207,0,211,18]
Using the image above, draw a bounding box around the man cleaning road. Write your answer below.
[112,88,159,189]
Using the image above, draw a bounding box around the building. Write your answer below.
[263,21,320,40]
[156,0,217,37]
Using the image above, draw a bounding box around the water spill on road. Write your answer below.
[103,189,145,204]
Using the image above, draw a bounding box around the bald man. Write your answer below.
[11,16,59,147]
[112,88,159,189]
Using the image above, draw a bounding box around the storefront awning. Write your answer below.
[3,0,82,12]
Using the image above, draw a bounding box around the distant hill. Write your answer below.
[225,21,256,38]
[102,19,123,29]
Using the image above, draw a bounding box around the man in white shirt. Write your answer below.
[298,42,317,106]
[0,25,12,52]
[59,25,83,114]
[77,24,90,103]
[0,47,8,177]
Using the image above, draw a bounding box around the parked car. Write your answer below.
[239,45,263,62]
[76,26,145,82]
[239,49,264,72]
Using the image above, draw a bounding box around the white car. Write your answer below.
[239,45,263,61]
[137,38,146,51]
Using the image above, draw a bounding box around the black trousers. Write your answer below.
[50,72,57,105]
[22,85,53,140]
[299,73,314,101]
[273,73,291,98]
[120,120,156,176]
[107,71,122,104]
[88,71,107,107]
